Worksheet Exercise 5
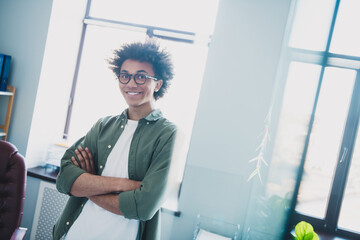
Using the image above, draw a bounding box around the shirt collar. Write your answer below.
[121,109,163,122]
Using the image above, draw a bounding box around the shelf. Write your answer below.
[0,90,14,96]
[0,86,15,141]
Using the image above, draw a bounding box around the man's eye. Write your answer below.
[137,74,146,80]
[120,74,129,79]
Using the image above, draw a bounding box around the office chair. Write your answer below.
[0,140,27,240]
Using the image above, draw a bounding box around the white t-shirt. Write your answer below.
[65,120,139,240]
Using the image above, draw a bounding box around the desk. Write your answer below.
[27,166,58,183]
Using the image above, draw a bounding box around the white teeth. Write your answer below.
[127,92,140,95]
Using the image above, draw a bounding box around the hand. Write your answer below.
[71,146,95,174]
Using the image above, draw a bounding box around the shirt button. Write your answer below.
[146,122,149,125]
[81,204,84,207]
[100,165,103,169]
[121,125,124,128]
[66,222,70,225]
[108,145,111,148]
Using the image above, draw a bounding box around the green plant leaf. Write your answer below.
[313,232,319,240]
[303,232,314,240]
[295,221,314,240]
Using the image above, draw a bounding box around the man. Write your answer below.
[53,41,176,240]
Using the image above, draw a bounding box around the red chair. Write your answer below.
[0,140,27,240]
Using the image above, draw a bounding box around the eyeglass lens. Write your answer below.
[119,74,147,85]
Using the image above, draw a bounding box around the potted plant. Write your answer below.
[292,221,319,240]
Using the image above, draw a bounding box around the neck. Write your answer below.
[128,103,155,121]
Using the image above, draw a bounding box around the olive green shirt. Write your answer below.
[53,109,176,240]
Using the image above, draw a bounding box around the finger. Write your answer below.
[75,149,86,169]
[71,156,80,167]
[78,146,91,172]
[85,147,95,174]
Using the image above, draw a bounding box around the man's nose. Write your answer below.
[127,76,138,87]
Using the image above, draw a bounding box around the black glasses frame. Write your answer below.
[118,73,158,85]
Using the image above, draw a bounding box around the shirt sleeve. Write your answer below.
[56,119,101,195]
[118,127,177,221]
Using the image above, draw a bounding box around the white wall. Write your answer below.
[162,0,292,239]
[0,0,53,154]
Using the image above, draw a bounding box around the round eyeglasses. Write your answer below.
[118,73,158,85]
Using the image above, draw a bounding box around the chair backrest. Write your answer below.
[0,140,26,240]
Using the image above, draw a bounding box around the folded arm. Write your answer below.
[56,121,176,219]
[69,172,140,197]
[70,129,176,220]
[69,147,141,197]
[89,194,122,215]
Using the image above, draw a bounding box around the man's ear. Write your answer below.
[155,80,163,92]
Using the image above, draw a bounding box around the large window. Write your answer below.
[61,0,219,210]
[279,0,360,238]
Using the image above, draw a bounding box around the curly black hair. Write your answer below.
[108,40,174,100]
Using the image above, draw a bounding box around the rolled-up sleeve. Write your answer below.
[56,142,87,195]
[56,120,101,195]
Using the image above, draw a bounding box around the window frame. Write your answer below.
[286,0,360,238]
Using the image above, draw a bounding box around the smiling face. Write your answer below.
[119,59,163,119]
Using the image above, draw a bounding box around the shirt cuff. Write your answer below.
[118,190,138,219]
[57,165,86,194]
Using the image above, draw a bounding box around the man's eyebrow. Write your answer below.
[120,70,148,74]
